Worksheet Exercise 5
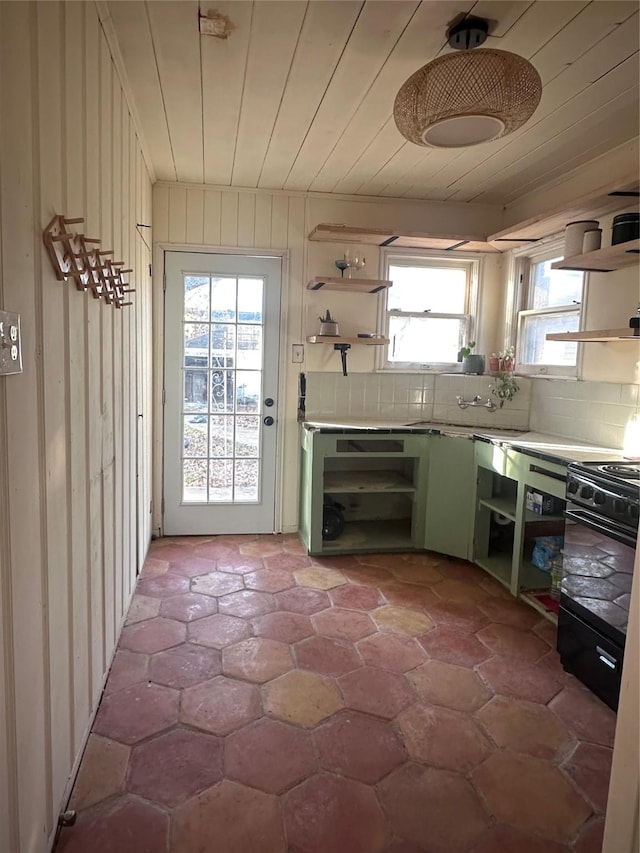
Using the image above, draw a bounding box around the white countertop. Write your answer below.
[302,419,624,464]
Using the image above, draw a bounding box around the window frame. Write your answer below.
[377,250,481,372]
[512,239,587,378]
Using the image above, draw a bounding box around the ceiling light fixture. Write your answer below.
[393,17,542,148]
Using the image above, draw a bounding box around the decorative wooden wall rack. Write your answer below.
[42,214,135,308]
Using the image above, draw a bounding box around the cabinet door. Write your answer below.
[424,436,475,559]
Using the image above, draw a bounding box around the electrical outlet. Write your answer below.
[0,310,22,375]
[292,344,304,363]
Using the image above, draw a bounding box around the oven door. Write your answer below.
[558,506,636,710]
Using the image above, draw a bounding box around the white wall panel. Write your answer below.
[0,2,154,850]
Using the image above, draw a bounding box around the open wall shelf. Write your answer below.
[307,276,392,293]
[550,239,640,272]
[306,335,389,345]
[546,328,640,342]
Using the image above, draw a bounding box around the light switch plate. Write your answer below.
[0,310,23,375]
[292,344,304,363]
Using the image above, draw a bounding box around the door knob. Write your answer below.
[263,416,274,426]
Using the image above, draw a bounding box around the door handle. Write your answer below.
[263,416,274,426]
[265,397,274,407]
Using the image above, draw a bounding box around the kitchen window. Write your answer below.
[515,243,585,376]
[379,253,479,370]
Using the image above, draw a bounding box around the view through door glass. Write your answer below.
[163,252,282,535]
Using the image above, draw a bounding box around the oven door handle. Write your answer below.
[564,508,638,549]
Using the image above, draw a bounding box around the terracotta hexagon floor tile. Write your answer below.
[69,735,129,810]
[187,613,252,649]
[407,660,492,712]
[397,703,491,771]
[274,586,330,614]
[294,565,347,590]
[382,841,428,853]
[214,553,265,574]
[135,572,190,599]
[252,611,314,644]
[191,571,245,597]
[562,742,613,812]
[328,583,384,611]
[148,541,195,562]
[148,643,222,689]
[159,592,218,622]
[218,589,276,618]
[56,795,169,853]
[312,554,360,570]
[167,555,217,578]
[314,710,405,783]
[263,552,312,572]
[93,683,179,744]
[338,666,414,719]
[283,773,386,853]
[295,635,362,677]
[381,581,438,610]
[119,617,186,654]
[476,623,549,661]
[312,607,376,641]
[127,728,223,807]
[225,717,316,793]
[476,654,563,704]
[422,599,489,633]
[432,578,489,604]
[478,575,514,599]
[377,763,489,853]
[436,558,484,583]
[343,564,394,586]
[243,567,296,592]
[476,695,574,760]
[181,676,262,735]
[357,633,425,673]
[549,687,617,747]
[371,605,433,636]
[472,824,570,853]
[222,637,293,683]
[532,618,557,647]
[477,596,541,629]
[418,626,492,667]
[387,563,443,586]
[356,553,407,572]
[193,541,241,562]
[125,595,161,624]
[471,751,592,843]
[171,780,286,853]
[139,557,170,578]
[573,817,605,853]
[238,539,283,557]
[263,669,343,726]
[104,650,149,695]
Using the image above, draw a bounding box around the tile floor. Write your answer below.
[55,534,616,853]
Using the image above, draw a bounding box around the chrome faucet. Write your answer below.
[456,394,497,413]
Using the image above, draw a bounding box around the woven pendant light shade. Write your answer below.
[394,49,542,148]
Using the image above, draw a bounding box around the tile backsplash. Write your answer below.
[303,372,640,450]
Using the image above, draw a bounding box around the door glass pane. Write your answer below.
[211,277,236,322]
[210,459,233,501]
[210,415,234,457]
[235,459,259,501]
[183,459,207,503]
[181,272,267,505]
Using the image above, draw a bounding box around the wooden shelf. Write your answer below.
[546,328,640,342]
[324,470,415,493]
[320,519,414,553]
[488,176,640,247]
[550,239,640,272]
[479,496,517,523]
[308,224,499,254]
[307,276,392,293]
[306,335,389,345]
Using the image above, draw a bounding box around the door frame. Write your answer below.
[152,242,290,538]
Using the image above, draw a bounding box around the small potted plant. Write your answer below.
[499,345,515,372]
[457,341,485,375]
[491,372,520,407]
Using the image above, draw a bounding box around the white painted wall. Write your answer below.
[0,3,153,851]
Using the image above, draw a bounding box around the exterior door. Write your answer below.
[163,251,282,534]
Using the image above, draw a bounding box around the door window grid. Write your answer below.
[182,274,264,504]
[379,254,478,369]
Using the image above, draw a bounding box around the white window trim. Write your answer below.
[511,238,587,378]
[376,249,482,372]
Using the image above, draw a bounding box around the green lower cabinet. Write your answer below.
[423,435,475,560]
[299,427,428,555]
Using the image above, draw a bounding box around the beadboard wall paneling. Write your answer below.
[0,2,153,851]
[152,183,504,534]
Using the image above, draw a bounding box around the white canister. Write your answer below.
[582,228,602,254]
[564,220,599,258]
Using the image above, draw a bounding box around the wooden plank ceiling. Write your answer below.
[107,0,640,204]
